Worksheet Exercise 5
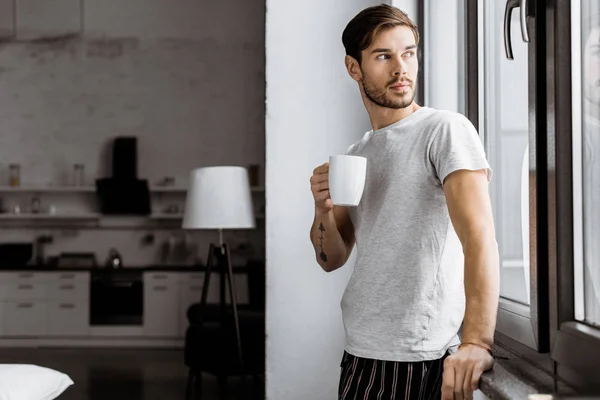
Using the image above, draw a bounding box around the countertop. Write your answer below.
[479,346,579,399]
[0,264,249,273]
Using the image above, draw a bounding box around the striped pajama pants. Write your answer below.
[338,351,447,400]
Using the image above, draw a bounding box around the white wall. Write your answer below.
[424,0,461,112]
[391,0,418,22]
[265,0,493,398]
[265,0,383,398]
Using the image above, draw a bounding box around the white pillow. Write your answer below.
[0,364,74,400]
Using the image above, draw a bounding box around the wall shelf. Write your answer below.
[0,186,95,193]
[0,213,101,220]
[150,186,265,193]
[0,186,265,194]
[0,212,265,229]
[149,213,265,220]
[0,185,265,229]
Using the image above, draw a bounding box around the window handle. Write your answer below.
[519,0,530,43]
[504,0,530,60]
[504,0,519,60]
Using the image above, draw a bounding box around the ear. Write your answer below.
[345,55,362,82]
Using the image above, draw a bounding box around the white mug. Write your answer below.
[328,155,367,206]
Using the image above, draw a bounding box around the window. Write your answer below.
[421,0,550,354]
[421,0,466,113]
[418,0,600,392]
[481,0,531,307]
[464,0,549,355]
[548,0,600,391]
[575,0,600,329]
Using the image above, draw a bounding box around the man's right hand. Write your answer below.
[310,162,333,213]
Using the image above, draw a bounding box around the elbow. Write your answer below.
[317,257,344,273]
[461,228,497,253]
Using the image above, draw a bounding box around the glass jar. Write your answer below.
[9,164,20,187]
[72,164,84,186]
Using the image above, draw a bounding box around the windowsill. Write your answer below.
[478,346,579,400]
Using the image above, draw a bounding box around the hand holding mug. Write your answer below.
[310,163,333,213]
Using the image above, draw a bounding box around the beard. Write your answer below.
[360,71,415,110]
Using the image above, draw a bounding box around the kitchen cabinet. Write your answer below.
[143,273,179,338]
[0,271,89,337]
[178,272,207,337]
[5,280,47,301]
[47,301,89,336]
[46,272,90,336]
[3,301,47,336]
[0,268,254,344]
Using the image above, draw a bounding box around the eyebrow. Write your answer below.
[370,45,417,54]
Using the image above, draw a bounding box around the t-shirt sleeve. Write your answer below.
[429,113,493,185]
[345,143,356,156]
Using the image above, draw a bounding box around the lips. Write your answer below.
[389,81,411,89]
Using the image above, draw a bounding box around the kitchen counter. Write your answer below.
[0,264,249,273]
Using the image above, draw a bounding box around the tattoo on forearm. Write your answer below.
[318,222,328,262]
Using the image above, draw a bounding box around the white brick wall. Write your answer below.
[0,0,265,266]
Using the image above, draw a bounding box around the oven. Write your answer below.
[90,270,143,325]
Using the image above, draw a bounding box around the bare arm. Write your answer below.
[444,168,499,349]
[309,163,356,272]
[310,206,355,272]
[441,168,499,400]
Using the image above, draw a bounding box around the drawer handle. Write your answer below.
[18,273,34,279]
[59,304,75,309]
[152,274,168,280]
[18,284,33,290]
[17,303,33,308]
[153,286,168,291]
[60,274,75,279]
[59,285,75,290]
[190,286,203,291]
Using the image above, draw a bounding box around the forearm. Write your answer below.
[461,233,500,347]
[310,209,348,272]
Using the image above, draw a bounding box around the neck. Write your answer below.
[366,101,421,131]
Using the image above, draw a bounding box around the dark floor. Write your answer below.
[0,348,263,400]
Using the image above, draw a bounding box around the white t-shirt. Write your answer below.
[342,107,492,362]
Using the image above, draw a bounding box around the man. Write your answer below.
[309,5,499,400]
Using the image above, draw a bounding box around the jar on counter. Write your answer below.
[8,164,20,187]
[31,197,40,214]
[72,164,85,186]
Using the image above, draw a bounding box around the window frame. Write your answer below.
[547,0,600,392]
[463,0,551,357]
[444,0,600,392]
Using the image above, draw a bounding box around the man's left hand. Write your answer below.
[441,344,494,400]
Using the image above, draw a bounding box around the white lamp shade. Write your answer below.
[182,166,256,230]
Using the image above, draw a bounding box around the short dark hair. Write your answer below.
[342,4,419,64]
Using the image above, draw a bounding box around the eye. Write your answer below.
[403,51,416,58]
[376,54,391,60]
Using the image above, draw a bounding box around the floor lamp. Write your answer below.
[182,166,256,374]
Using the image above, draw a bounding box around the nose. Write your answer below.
[393,57,408,76]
